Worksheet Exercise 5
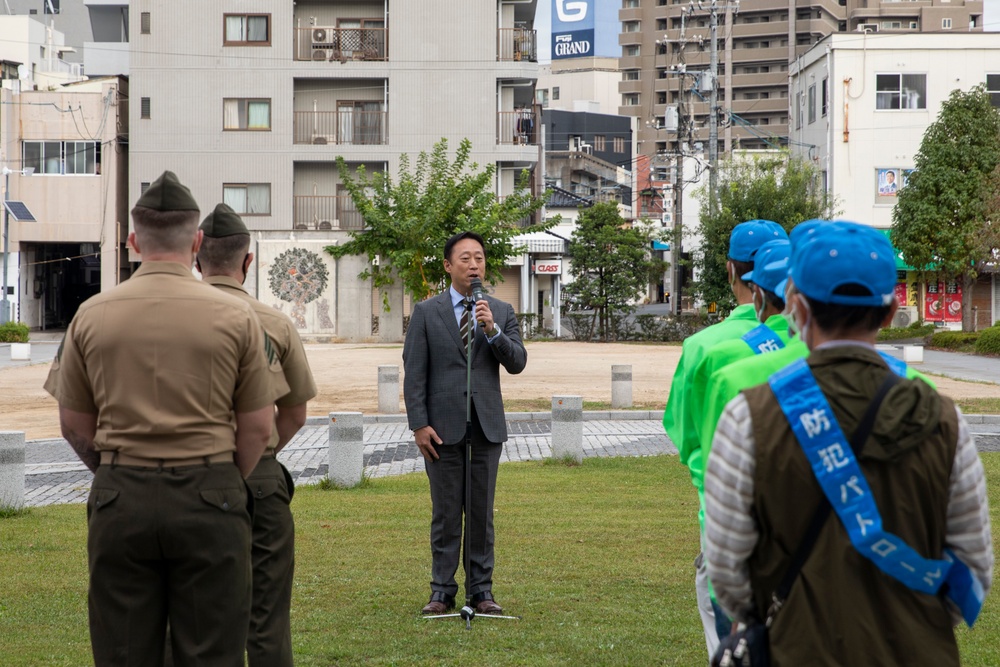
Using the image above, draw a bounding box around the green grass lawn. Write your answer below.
[2,455,999,666]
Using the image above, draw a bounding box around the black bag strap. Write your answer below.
[765,369,903,625]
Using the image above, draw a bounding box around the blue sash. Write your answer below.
[769,358,984,627]
[741,324,785,355]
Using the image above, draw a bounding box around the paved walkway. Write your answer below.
[11,339,1000,508]
[23,413,675,507]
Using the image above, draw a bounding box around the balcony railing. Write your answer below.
[497,108,539,146]
[497,28,537,62]
[293,109,387,145]
[293,195,365,230]
[294,26,388,62]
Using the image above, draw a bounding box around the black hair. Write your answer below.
[444,231,486,261]
[760,288,785,312]
[729,259,753,287]
[804,283,892,334]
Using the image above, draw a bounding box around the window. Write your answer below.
[223,98,271,130]
[808,85,816,124]
[623,93,640,106]
[623,70,640,81]
[23,140,100,175]
[624,45,640,57]
[942,18,952,29]
[613,136,625,153]
[552,87,560,101]
[224,14,270,45]
[876,73,926,110]
[536,88,549,106]
[623,0,640,7]
[140,182,150,194]
[821,78,828,116]
[987,74,1000,108]
[140,12,151,34]
[43,0,58,14]
[223,184,271,215]
[623,21,641,33]
[594,135,606,151]
[337,101,384,144]
[141,97,150,119]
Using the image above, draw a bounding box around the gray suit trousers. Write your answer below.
[424,412,502,600]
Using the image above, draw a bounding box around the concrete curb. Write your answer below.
[303,410,667,427]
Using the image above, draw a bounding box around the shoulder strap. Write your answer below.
[767,370,901,624]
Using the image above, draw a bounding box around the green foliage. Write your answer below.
[930,331,981,351]
[695,152,834,312]
[0,321,29,343]
[325,138,554,308]
[875,323,935,341]
[892,85,1000,331]
[564,203,666,342]
[974,326,1000,356]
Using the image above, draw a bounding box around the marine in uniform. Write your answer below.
[661,219,787,657]
[704,223,992,664]
[44,171,287,666]
[196,203,317,667]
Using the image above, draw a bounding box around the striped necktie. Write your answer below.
[459,301,472,341]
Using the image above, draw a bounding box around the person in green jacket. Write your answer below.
[662,218,787,658]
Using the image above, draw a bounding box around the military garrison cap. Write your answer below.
[200,203,249,238]
[135,171,200,212]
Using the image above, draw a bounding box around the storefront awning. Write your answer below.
[878,229,917,271]
[652,240,670,251]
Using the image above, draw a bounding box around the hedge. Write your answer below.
[0,321,29,343]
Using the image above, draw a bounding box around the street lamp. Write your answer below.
[1,166,35,325]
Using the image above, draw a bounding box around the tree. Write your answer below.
[565,202,667,341]
[695,152,834,313]
[891,85,1000,332]
[325,138,553,308]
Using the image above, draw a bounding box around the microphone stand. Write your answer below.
[424,294,519,629]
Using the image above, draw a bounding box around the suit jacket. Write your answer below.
[403,290,527,444]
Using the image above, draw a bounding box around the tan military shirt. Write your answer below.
[44,262,287,460]
[204,275,318,450]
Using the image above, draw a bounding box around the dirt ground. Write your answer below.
[7,341,1000,441]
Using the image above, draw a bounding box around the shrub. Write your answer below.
[876,323,935,342]
[930,331,980,350]
[564,313,595,341]
[0,322,29,343]
[974,326,1000,356]
[634,314,666,341]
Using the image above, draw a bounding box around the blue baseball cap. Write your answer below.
[790,222,896,307]
[728,219,788,262]
[741,239,791,294]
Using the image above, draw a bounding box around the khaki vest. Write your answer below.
[742,347,959,666]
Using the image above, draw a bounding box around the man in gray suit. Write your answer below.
[403,231,528,616]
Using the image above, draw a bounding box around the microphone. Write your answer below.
[469,278,486,327]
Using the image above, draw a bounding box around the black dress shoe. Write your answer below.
[470,590,503,615]
[421,591,456,614]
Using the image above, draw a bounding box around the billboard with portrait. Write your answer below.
[877,168,899,196]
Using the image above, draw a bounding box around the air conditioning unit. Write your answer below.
[891,305,919,328]
[857,23,879,33]
[312,26,336,60]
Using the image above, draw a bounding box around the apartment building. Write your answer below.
[1,76,128,328]
[790,32,1000,330]
[619,0,984,162]
[130,0,541,342]
[3,0,129,76]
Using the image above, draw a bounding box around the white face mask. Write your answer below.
[753,286,766,323]
[788,294,813,348]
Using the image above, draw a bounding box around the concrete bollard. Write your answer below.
[902,345,924,364]
[328,412,364,488]
[0,431,26,510]
[611,364,633,408]
[10,343,30,361]
[551,396,583,463]
[377,365,400,414]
